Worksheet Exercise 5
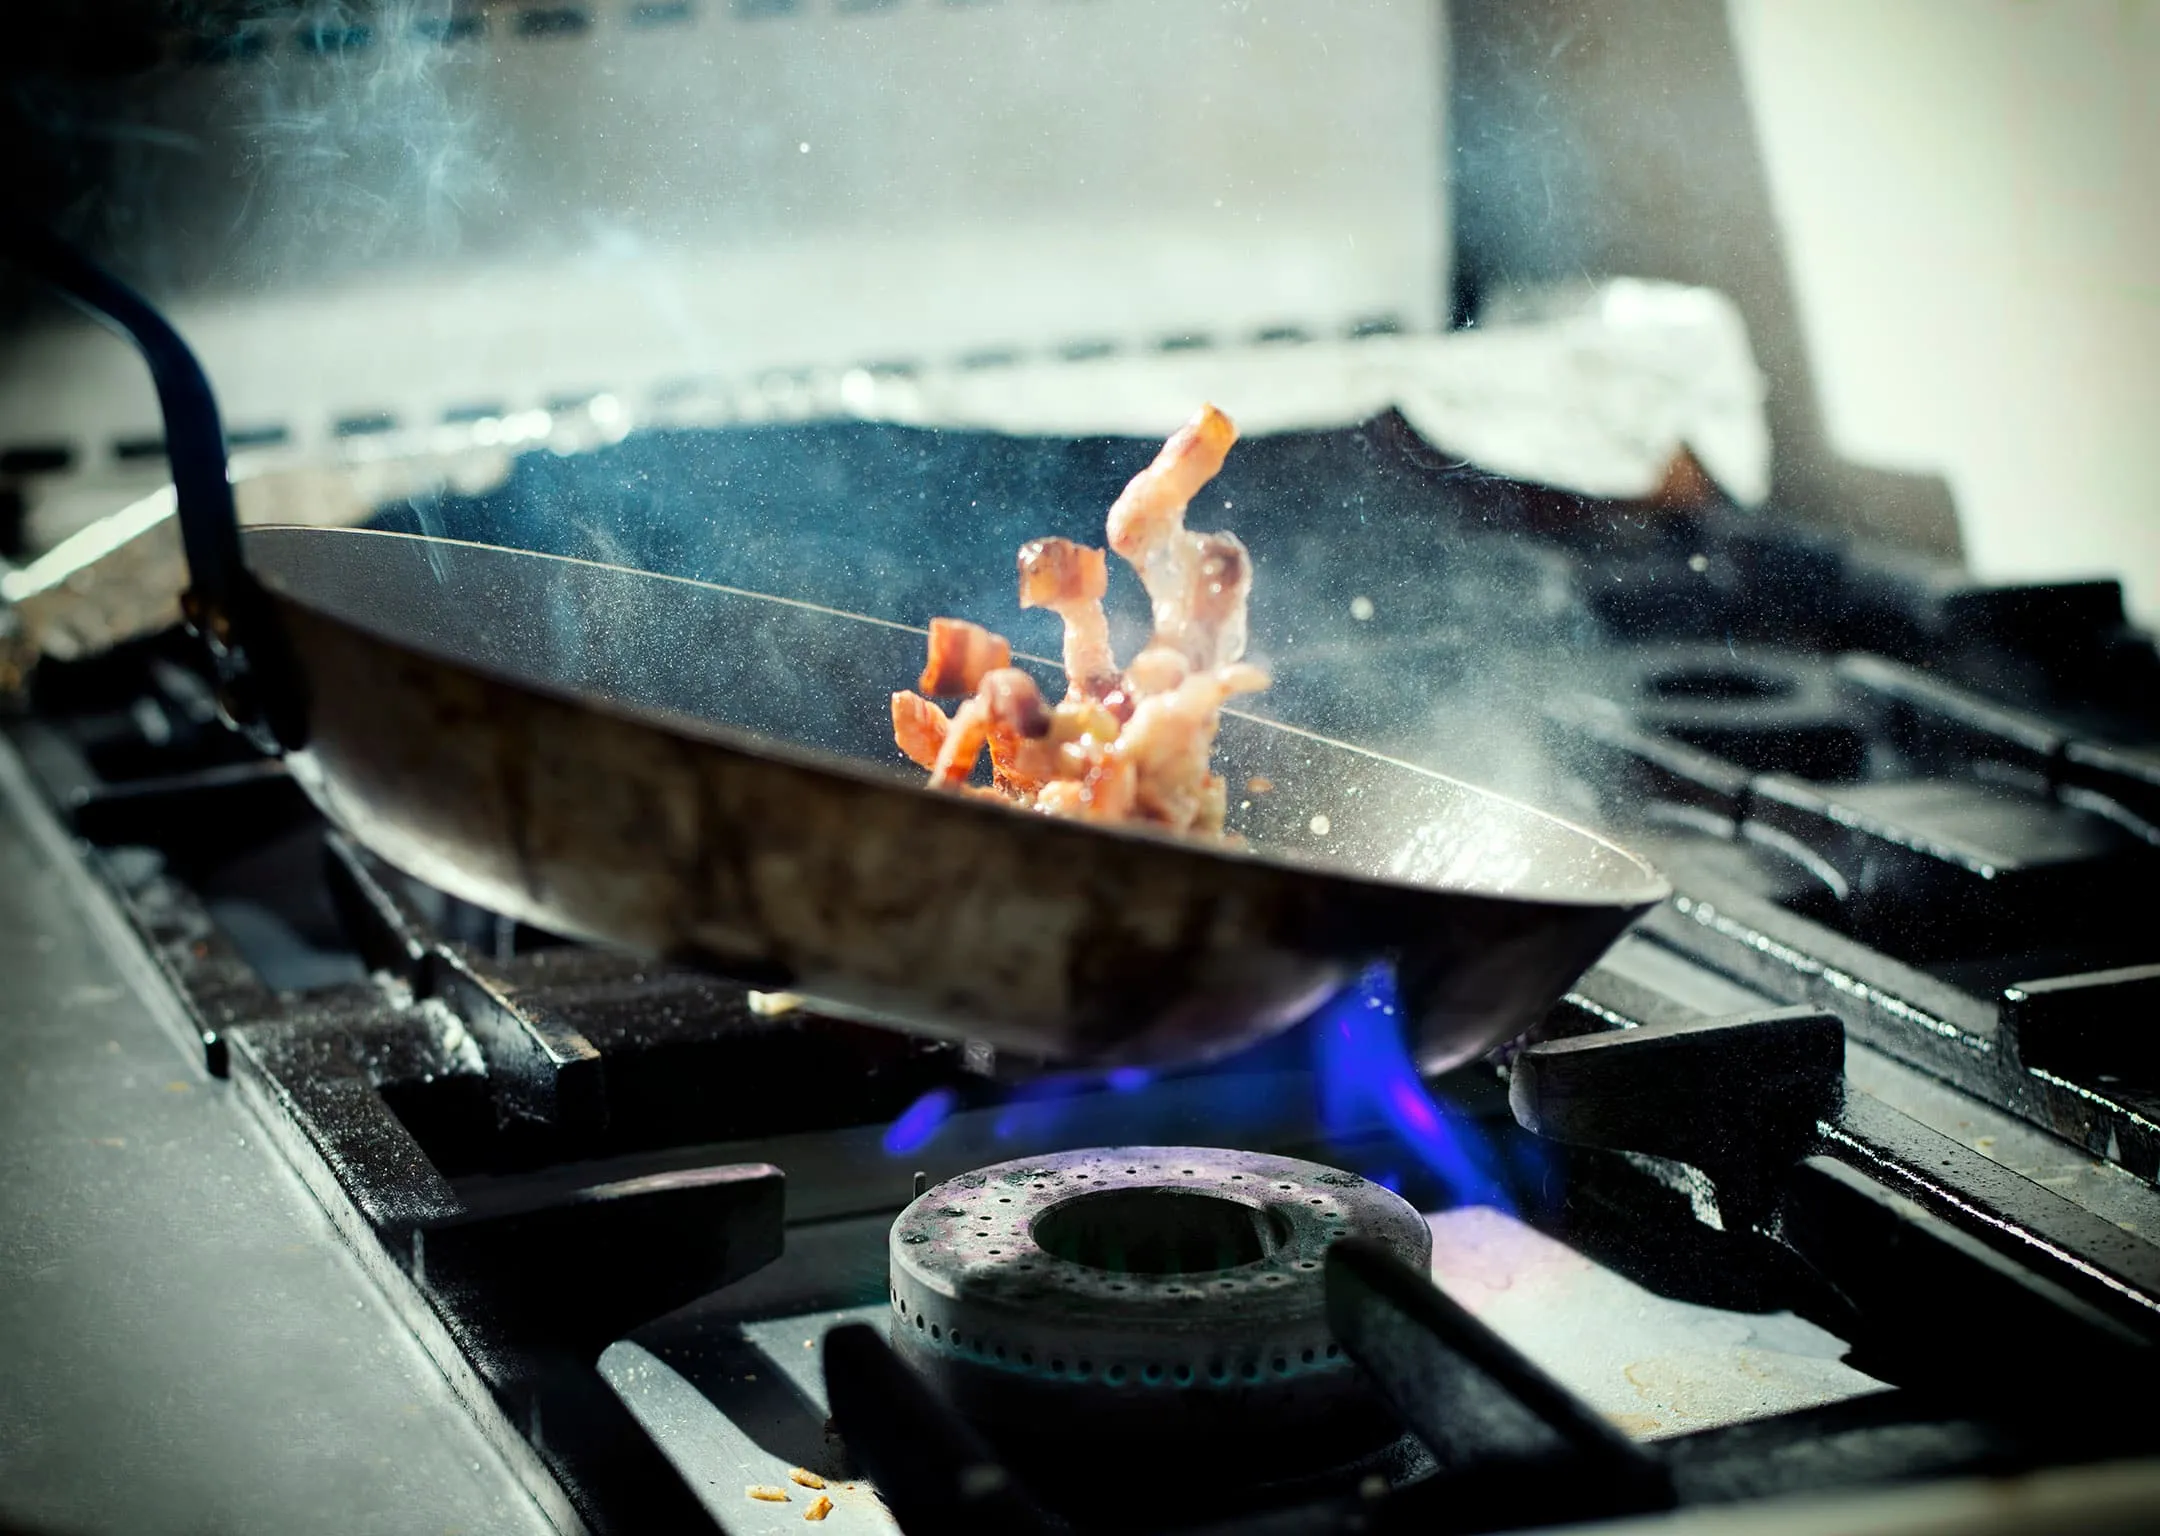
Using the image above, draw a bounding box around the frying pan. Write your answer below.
[12,228,1668,1068]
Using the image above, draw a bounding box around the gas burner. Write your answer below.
[887,1147,1429,1484]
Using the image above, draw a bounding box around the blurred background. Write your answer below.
[0,0,2152,622]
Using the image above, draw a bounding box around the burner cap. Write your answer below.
[888,1147,1430,1480]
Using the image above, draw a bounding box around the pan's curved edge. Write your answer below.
[241,524,1670,911]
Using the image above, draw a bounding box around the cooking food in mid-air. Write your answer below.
[890,404,1266,836]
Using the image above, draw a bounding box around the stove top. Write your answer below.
[6,416,2159,1533]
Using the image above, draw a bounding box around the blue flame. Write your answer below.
[876,969,1523,1213]
[881,1087,959,1155]
[993,1073,1090,1140]
[1312,968,1511,1209]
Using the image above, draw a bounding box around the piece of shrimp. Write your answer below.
[1103,404,1253,673]
[1111,663,1269,832]
[928,667,1057,793]
[918,617,1012,697]
[891,690,951,769]
[1018,537,1119,700]
[1105,403,1236,564]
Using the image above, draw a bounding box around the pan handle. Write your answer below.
[3,220,307,751]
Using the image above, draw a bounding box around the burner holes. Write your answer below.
[1142,1364,1164,1384]
[897,1299,907,1314]
[988,1249,1002,1256]
[1218,1279,1236,1288]
[999,1197,1012,1203]
[1165,1286,1182,1295]
[1126,1167,1138,1174]
[1277,1183,1293,1191]
[1109,1282,1128,1292]
[951,1331,964,1347]
[1173,1364,1193,1384]
[1273,1356,1290,1374]
[994,1344,1007,1360]
[1297,1261,1317,1270]
[1020,1352,1034,1368]
[1207,1359,1228,1382]
[1181,1168,1196,1175]
[1309,1198,1325,1205]
[1265,1274,1287,1284]
[1327,1344,1341,1358]
[1077,1360,1092,1378]
[1107,1364,1127,1383]
[915,1315,926,1331]
[1242,1362,1262,1382]
[1301,1348,1316,1364]
[930,1325,941,1340]
[1050,1358,1064,1373]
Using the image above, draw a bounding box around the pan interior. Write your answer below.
[243,525,1666,907]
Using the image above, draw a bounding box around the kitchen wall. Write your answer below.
[1729,0,2160,628]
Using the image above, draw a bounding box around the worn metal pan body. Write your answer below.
[245,524,1666,1068]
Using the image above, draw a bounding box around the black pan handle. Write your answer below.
[3,219,307,750]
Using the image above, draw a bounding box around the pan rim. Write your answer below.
[243,523,1671,912]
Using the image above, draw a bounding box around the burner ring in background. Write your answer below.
[1601,643,1867,780]
[887,1147,1430,1483]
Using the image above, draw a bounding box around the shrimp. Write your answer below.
[891,691,950,770]
[1105,403,1236,565]
[893,407,1267,840]
[926,667,1058,795]
[1103,403,1253,673]
[919,617,1012,697]
[1017,538,1118,700]
[1110,664,1269,833]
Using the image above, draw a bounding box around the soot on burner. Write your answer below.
[887,1147,1430,1487]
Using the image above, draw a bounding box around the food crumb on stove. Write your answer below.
[790,1468,826,1489]
[804,1493,835,1521]
[1246,776,1274,794]
[1309,813,1332,835]
[748,1485,790,1502]
[748,990,804,1017]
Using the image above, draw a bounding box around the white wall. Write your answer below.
[1729,0,2160,628]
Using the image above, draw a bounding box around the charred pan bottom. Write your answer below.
[888,1147,1431,1481]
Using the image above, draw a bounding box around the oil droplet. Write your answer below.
[1349,595,1375,622]
[1309,814,1332,836]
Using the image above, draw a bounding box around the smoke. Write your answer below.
[220,0,500,287]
